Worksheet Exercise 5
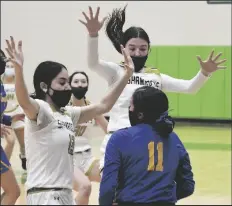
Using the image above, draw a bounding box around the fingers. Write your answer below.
[121,45,129,63]
[10,36,16,51]
[18,40,23,52]
[5,48,14,59]
[6,39,12,53]
[89,6,94,19]
[196,55,203,64]
[100,16,107,26]
[94,7,100,19]
[208,50,214,60]
[82,11,90,22]
[212,52,222,62]
[217,66,227,70]
[79,19,87,26]
[216,59,227,65]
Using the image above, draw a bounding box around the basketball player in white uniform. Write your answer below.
[2,61,26,171]
[69,71,108,205]
[79,6,227,173]
[5,36,133,205]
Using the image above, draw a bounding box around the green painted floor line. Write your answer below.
[184,142,231,151]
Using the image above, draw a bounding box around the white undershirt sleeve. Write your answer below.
[87,36,123,86]
[161,70,210,94]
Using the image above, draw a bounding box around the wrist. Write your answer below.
[200,69,211,77]
[89,33,98,38]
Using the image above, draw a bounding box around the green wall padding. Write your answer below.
[146,46,231,120]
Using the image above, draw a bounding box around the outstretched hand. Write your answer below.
[79,6,107,37]
[5,36,24,71]
[197,50,227,76]
[121,45,134,78]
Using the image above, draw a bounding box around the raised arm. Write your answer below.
[80,6,123,86]
[78,45,133,124]
[161,50,227,94]
[5,36,39,120]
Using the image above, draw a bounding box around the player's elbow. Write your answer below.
[87,58,99,71]
[182,85,200,94]
[177,180,195,200]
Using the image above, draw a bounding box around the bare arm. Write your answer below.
[95,115,108,133]
[6,37,39,120]
[4,136,15,161]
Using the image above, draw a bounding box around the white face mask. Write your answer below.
[4,68,15,77]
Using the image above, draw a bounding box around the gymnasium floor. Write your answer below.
[2,123,231,205]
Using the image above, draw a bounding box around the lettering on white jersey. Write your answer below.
[57,120,74,132]
[128,75,160,89]
[68,134,75,155]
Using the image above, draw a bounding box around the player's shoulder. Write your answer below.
[144,66,161,75]
[111,127,132,140]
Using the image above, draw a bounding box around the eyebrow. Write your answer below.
[128,44,148,47]
[59,77,67,81]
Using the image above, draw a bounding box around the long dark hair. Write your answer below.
[30,61,67,100]
[105,6,150,54]
[132,86,175,137]
[69,71,89,85]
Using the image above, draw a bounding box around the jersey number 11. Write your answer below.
[147,141,163,172]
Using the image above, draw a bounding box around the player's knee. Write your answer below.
[79,181,92,197]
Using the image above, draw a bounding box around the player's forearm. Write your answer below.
[4,143,15,161]
[161,70,209,94]
[87,35,100,69]
[14,70,31,109]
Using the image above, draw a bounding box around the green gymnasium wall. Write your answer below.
[146,46,231,120]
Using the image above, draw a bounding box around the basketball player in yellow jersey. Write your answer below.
[68,71,108,205]
[2,61,26,171]
[79,6,227,173]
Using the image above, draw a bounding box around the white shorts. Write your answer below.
[99,133,112,172]
[5,106,25,130]
[27,189,75,205]
[73,149,97,175]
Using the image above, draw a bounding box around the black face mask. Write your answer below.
[48,88,72,108]
[129,110,141,126]
[71,86,88,100]
[0,51,6,75]
[131,55,148,72]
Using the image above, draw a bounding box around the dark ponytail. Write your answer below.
[154,112,175,138]
[105,6,127,54]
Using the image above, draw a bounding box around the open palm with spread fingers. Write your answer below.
[5,36,24,71]
[197,50,227,75]
[121,45,134,78]
[79,6,107,36]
